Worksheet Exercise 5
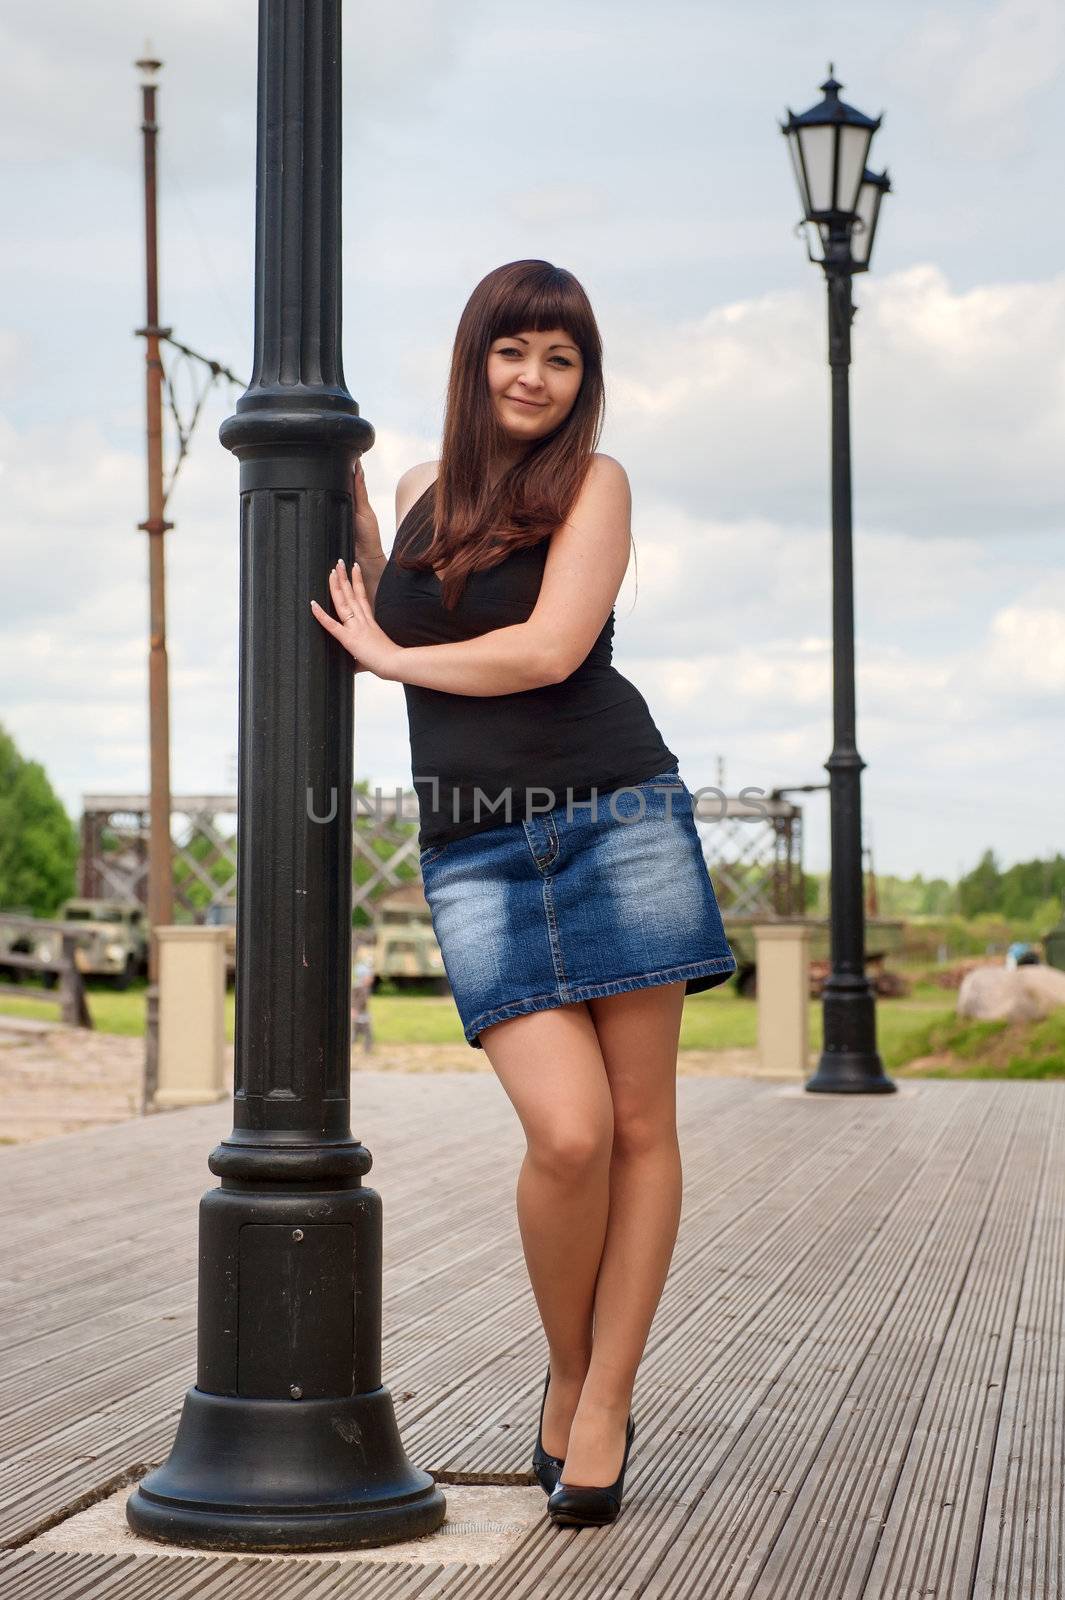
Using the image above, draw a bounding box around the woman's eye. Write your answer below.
[497,346,573,366]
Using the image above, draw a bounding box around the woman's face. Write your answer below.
[486,327,584,445]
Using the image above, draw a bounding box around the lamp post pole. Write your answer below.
[781,71,895,1093]
[125,0,446,1551]
[812,226,894,1092]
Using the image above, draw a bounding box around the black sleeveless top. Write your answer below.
[373,481,678,849]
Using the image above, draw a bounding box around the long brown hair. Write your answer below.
[396,259,607,610]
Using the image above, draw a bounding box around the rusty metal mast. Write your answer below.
[134,46,174,1106]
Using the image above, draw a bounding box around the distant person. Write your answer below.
[311,259,736,1528]
[350,953,374,1051]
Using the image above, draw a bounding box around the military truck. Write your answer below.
[0,908,42,981]
[33,899,150,989]
[372,882,450,993]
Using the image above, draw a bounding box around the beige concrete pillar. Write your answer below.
[154,926,229,1109]
[753,921,813,1078]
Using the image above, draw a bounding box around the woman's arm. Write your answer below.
[314,455,632,695]
[358,548,388,611]
[360,460,436,609]
[385,622,560,695]
[314,567,559,693]
[350,458,388,609]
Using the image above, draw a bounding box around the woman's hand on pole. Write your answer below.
[310,560,401,679]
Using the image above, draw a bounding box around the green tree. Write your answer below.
[0,722,78,914]
[958,848,1003,918]
[999,853,1065,921]
[918,877,957,915]
[954,848,1065,922]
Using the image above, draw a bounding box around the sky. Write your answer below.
[1,0,1063,881]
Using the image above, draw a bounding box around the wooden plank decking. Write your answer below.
[0,1072,1061,1598]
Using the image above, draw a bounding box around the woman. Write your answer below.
[311,259,736,1527]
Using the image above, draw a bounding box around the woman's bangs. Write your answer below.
[490,277,589,356]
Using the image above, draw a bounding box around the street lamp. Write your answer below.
[125,0,447,1550]
[780,69,896,1095]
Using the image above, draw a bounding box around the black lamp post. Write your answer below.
[125,0,447,1550]
[781,70,896,1094]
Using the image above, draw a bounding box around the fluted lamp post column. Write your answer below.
[780,69,896,1094]
[125,0,446,1550]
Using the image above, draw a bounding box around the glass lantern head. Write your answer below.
[781,72,882,226]
[850,167,891,270]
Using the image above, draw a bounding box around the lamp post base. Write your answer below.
[807,975,897,1093]
[806,1049,897,1093]
[126,1385,447,1552]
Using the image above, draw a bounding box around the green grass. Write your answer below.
[2,972,1061,1079]
[0,980,208,1040]
[889,1005,1065,1080]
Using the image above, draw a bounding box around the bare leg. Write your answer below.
[478,1001,614,1461]
[560,979,686,1487]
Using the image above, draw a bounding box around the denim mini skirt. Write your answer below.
[417,764,737,1050]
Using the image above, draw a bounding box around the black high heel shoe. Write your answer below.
[532,1365,565,1494]
[547,1412,636,1527]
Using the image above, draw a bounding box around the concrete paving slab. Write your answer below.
[27,1477,546,1566]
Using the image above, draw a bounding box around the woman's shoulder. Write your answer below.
[586,451,629,490]
[395,460,440,528]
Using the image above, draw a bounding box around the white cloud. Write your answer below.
[981,591,1065,693]
[603,263,1065,535]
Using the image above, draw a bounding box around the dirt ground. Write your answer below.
[0,1017,797,1146]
